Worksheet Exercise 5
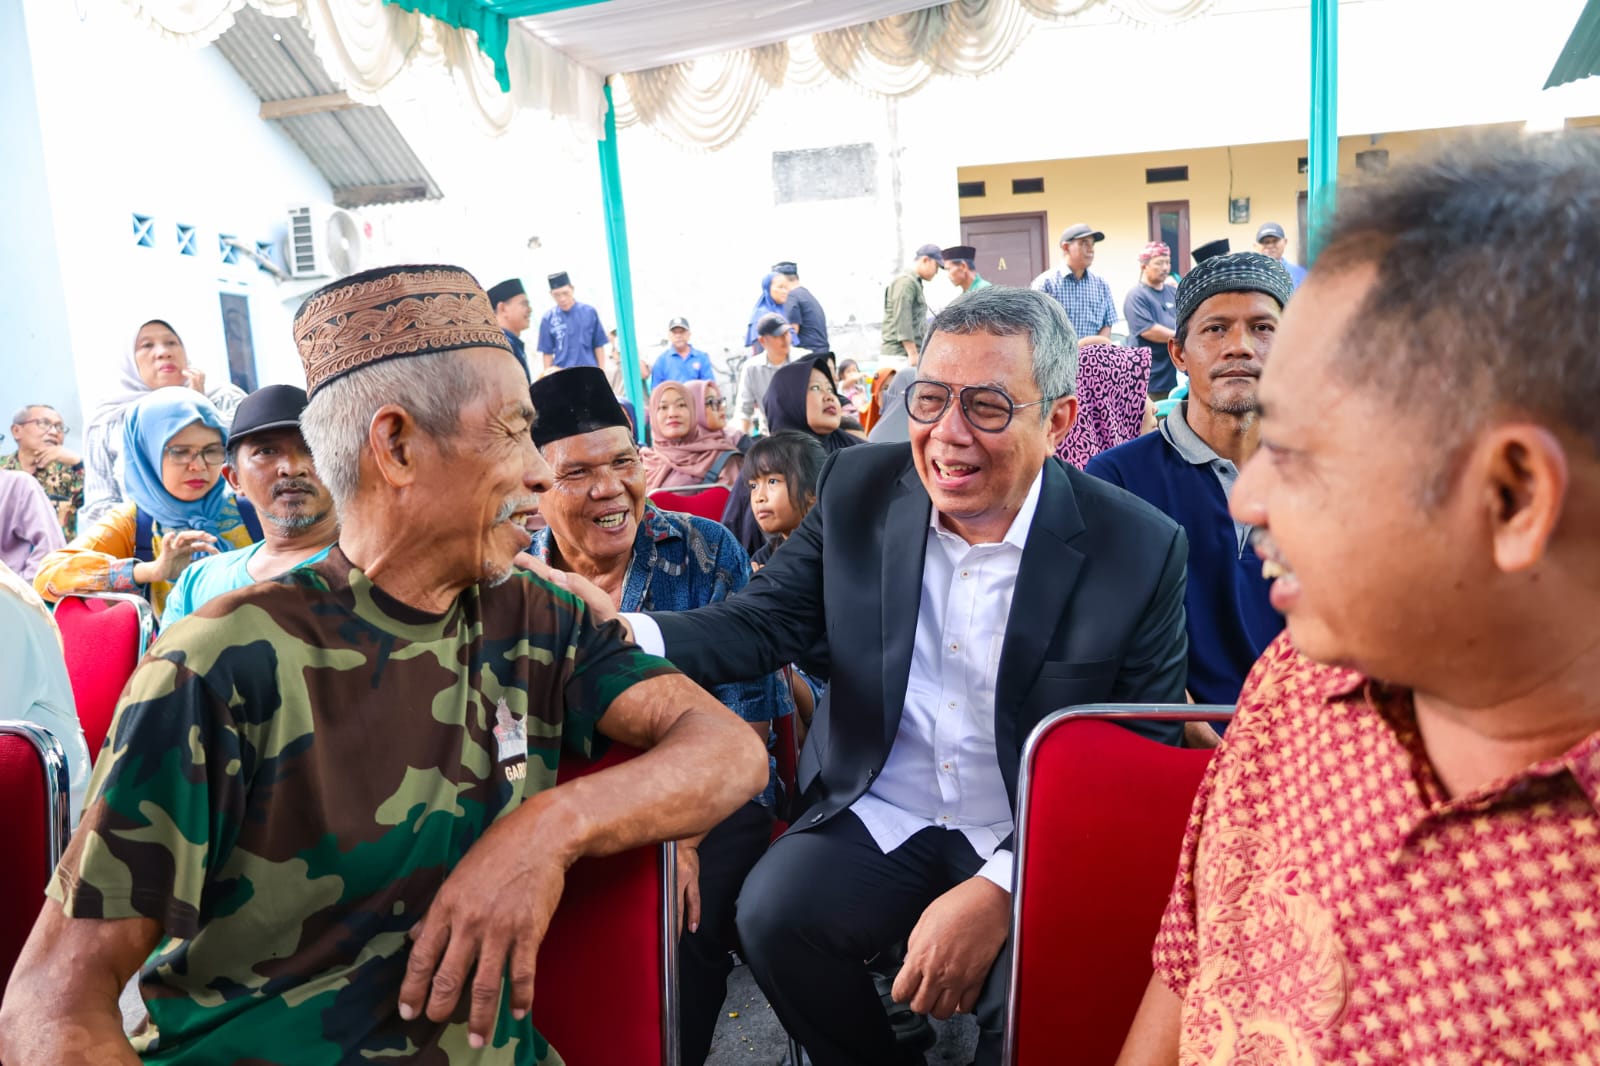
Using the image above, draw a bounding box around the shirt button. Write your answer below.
[948,701,957,709]
[961,570,970,579]
[949,642,959,653]
[938,814,951,823]
[941,761,953,773]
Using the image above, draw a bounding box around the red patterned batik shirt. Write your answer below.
[1154,632,1600,1065]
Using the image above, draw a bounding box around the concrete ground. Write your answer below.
[706,961,978,1066]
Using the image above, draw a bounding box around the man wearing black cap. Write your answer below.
[1254,221,1308,289]
[649,317,715,389]
[941,246,991,294]
[735,312,794,435]
[523,366,788,1066]
[159,383,338,627]
[1031,223,1115,344]
[880,244,943,367]
[772,261,830,352]
[487,277,533,379]
[1086,252,1293,712]
[536,270,609,372]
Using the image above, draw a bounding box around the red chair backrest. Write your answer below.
[1008,708,1228,1066]
[54,594,152,764]
[648,485,731,523]
[534,743,674,1064]
[0,722,71,1008]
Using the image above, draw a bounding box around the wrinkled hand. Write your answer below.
[891,876,1009,1020]
[518,555,619,625]
[140,531,218,584]
[182,367,207,395]
[676,842,702,935]
[37,444,80,467]
[398,815,570,1049]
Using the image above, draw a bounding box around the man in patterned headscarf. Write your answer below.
[1088,250,1292,713]
[1122,241,1180,398]
[0,264,767,1065]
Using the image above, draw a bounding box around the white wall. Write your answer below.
[5,0,334,446]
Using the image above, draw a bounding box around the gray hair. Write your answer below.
[10,404,53,427]
[927,286,1079,414]
[300,352,490,514]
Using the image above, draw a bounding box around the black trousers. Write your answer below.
[735,809,1010,1066]
[679,800,776,1066]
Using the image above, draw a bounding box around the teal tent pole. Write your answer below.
[1307,0,1338,264]
[598,79,647,440]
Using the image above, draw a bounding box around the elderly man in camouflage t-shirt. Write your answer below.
[0,265,768,1066]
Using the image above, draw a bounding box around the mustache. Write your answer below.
[496,494,541,523]
[1210,364,1262,380]
[272,478,323,499]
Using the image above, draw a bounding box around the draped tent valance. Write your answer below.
[119,0,1213,145]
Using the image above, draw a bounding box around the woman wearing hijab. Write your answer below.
[743,272,793,353]
[80,319,247,526]
[1055,341,1158,469]
[640,380,744,491]
[36,388,257,616]
[721,354,858,551]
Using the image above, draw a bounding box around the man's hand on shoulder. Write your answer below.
[891,874,1010,1020]
[516,553,628,634]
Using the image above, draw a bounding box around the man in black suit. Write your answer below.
[573,287,1189,1065]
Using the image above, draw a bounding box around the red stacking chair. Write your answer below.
[647,484,732,523]
[0,721,72,1007]
[533,743,679,1065]
[1005,704,1232,1066]
[53,592,155,764]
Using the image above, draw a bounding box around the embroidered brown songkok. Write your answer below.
[293,265,513,397]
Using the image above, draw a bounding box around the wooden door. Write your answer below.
[1147,201,1190,271]
[960,212,1048,287]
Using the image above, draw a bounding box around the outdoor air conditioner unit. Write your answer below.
[286,203,366,279]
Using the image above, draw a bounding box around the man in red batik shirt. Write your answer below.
[1117,132,1600,1064]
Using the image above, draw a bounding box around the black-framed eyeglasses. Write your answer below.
[904,381,1054,433]
[704,397,727,410]
[163,444,227,467]
[17,418,68,434]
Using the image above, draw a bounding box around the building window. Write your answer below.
[1145,166,1189,184]
[1356,149,1389,174]
[1011,177,1045,195]
[132,213,155,248]
[772,144,877,205]
[219,233,241,265]
[958,181,987,198]
[176,224,197,256]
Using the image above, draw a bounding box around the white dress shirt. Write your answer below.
[625,470,1043,894]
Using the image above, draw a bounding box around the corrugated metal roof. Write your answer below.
[1548,0,1600,88]
[213,6,442,206]
[517,0,946,75]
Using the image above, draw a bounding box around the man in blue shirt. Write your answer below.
[1031,222,1116,343]
[649,316,716,388]
[536,270,609,371]
[1122,241,1180,397]
[1087,251,1293,716]
[486,277,532,379]
[1255,222,1308,289]
[161,385,337,628]
[772,260,830,352]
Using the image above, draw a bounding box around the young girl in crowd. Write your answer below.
[744,430,827,569]
[35,387,258,616]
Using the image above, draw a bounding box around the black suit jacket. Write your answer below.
[649,443,1189,845]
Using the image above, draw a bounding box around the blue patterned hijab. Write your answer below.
[121,387,231,535]
[744,273,787,346]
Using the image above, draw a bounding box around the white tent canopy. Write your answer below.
[119,0,1215,145]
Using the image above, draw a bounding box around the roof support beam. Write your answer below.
[333,182,431,208]
[259,92,359,121]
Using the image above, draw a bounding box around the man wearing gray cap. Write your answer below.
[1254,221,1307,289]
[649,316,715,389]
[1032,222,1116,344]
[880,243,944,368]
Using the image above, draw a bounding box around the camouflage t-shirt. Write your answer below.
[49,547,675,1065]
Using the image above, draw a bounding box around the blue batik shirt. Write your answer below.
[536,302,608,370]
[530,503,790,804]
